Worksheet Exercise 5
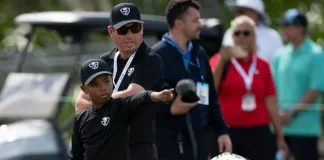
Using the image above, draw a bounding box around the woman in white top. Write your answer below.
[221,0,283,62]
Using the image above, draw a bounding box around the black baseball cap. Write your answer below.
[276,8,308,28]
[80,59,112,85]
[110,3,143,29]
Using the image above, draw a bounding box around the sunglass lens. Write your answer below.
[234,31,250,37]
[243,31,250,36]
[234,31,240,36]
[116,26,129,35]
[129,24,142,34]
[116,23,142,35]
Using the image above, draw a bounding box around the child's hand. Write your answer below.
[151,88,174,102]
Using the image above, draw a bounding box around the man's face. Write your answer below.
[281,25,303,41]
[235,7,259,23]
[108,23,143,54]
[232,23,255,51]
[179,7,202,40]
[81,74,113,105]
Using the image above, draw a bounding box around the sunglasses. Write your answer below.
[115,23,142,35]
[233,30,251,37]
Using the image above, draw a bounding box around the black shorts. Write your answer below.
[285,136,318,160]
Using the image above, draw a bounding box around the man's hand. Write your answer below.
[218,134,232,153]
[170,95,197,115]
[276,137,288,151]
[150,89,174,102]
[280,111,293,125]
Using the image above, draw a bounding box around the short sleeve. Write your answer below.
[131,55,164,91]
[263,61,276,96]
[209,53,221,71]
[309,54,324,92]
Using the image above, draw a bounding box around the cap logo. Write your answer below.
[120,7,130,16]
[89,61,99,70]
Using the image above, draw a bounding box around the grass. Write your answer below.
[57,100,75,138]
[56,85,79,139]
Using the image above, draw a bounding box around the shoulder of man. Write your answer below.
[151,40,174,56]
[308,39,324,55]
[138,42,164,69]
[99,48,118,63]
[273,43,292,59]
[193,42,209,59]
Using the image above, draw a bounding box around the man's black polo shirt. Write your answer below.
[100,42,164,159]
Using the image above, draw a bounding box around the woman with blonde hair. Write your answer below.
[209,15,287,160]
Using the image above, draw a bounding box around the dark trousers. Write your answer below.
[211,125,276,160]
[285,136,318,160]
[156,127,212,160]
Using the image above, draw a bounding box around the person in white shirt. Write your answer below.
[221,0,283,62]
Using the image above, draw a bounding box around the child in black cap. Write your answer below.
[69,59,174,160]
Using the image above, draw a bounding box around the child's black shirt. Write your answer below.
[69,91,152,160]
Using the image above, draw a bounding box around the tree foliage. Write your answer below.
[0,0,324,51]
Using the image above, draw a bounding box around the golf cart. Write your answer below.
[0,73,70,160]
[0,11,224,159]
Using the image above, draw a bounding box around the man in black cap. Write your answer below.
[272,8,324,160]
[70,59,173,160]
[75,3,164,160]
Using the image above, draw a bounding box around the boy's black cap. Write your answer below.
[80,59,112,85]
[110,3,143,29]
[276,8,308,28]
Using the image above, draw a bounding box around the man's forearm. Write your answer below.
[112,83,145,99]
[112,90,133,99]
[292,89,321,115]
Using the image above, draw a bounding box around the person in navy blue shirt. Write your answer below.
[152,0,232,160]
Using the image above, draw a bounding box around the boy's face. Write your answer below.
[81,74,113,105]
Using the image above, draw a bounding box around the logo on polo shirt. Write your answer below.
[128,67,134,76]
[101,117,110,126]
[89,61,99,70]
[120,7,130,16]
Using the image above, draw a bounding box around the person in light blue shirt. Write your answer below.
[272,8,324,160]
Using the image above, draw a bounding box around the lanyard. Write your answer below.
[181,55,204,81]
[162,33,204,81]
[230,57,257,91]
[162,33,192,68]
[113,51,136,93]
